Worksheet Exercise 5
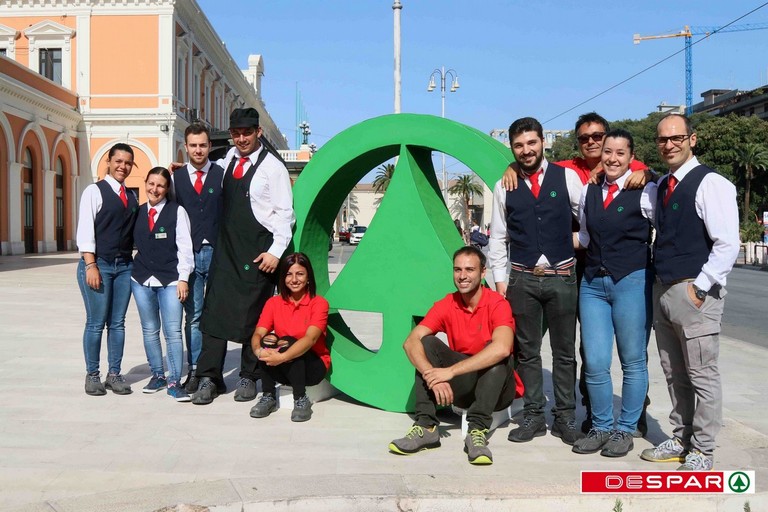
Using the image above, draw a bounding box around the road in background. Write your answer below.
[722,267,768,349]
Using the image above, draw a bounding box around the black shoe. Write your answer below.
[192,377,218,405]
[182,370,200,393]
[551,417,584,445]
[572,428,612,454]
[600,429,634,458]
[233,378,257,402]
[507,415,546,443]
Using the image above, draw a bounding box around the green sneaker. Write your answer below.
[389,425,440,455]
[464,428,493,465]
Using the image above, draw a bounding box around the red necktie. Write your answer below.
[119,185,128,208]
[194,170,204,194]
[528,169,543,198]
[603,183,619,209]
[233,157,248,179]
[664,175,678,207]
[148,207,157,231]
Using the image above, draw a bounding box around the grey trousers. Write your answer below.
[653,281,725,457]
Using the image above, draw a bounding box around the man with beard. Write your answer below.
[192,108,295,405]
[489,117,584,446]
[388,246,521,465]
[171,123,224,393]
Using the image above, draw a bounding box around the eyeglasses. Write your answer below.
[655,134,691,146]
[576,132,606,144]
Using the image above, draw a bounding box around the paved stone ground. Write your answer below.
[0,253,766,511]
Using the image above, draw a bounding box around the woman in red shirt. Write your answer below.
[249,252,330,422]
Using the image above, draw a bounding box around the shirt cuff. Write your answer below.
[492,269,507,285]
[693,273,715,292]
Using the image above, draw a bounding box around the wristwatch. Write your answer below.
[692,284,707,301]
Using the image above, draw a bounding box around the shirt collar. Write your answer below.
[668,156,700,183]
[603,169,631,189]
[452,286,489,311]
[235,145,264,164]
[147,198,167,213]
[103,173,122,192]
[283,292,311,307]
[187,160,211,175]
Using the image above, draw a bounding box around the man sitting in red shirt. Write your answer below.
[388,246,523,465]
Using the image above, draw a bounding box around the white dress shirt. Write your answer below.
[215,145,296,258]
[577,170,658,248]
[76,174,134,255]
[661,157,740,291]
[132,198,194,286]
[488,158,583,285]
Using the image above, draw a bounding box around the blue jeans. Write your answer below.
[579,268,652,433]
[77,258,133,375]
[131,280,184,383]
[184,245,213,367]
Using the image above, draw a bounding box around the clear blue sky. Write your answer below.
[198,0,768,179]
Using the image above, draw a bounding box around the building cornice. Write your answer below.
[1,0,175,15]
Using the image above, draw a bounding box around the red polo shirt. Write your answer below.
[257,293,331,370]
[557,157,648,185]
[420,288,515,355]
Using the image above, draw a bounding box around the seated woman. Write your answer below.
[249,252,330,422]
[571,129,657,457]
[130,167,194,402]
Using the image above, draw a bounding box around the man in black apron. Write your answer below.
[192,108,295,405]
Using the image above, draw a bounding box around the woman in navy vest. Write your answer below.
[571,130,657,458]
[130,167,194,402]
[76,143,139,396]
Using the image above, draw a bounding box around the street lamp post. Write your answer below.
[393,0,402,113]
[427,66,459,197]
[299,121,311,146]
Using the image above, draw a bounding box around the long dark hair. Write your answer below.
[277,252,317,299]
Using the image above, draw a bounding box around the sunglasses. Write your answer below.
[577,132,606,144]
[655,135,691,146]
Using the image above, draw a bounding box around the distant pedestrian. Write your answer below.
[76,143,139,396]
[641,113,739,471]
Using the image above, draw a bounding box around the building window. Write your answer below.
[0,48,6,56]
[39,48,62,84]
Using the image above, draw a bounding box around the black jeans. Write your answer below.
[413,336,517,431]
[195,333,260,389]
[259,349,327,399]
[506,268,578,420]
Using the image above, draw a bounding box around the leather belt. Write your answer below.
[510,260,574,277]
[596,267,612,277]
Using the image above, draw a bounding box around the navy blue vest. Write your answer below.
[173,163,224,251]
[93,180,138,263]
[504,163,575,267]
[584,183,651,282]
[654,165,715,284]
[132,202,179,286]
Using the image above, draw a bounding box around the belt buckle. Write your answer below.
[532,266,546,277]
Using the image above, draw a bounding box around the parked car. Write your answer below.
[349,225,367,245]
[338,228,350,243]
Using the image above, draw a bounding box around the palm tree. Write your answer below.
[735,143,768,224]
[372,163,395,194]
[448,174,483,238]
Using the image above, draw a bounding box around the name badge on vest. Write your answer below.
[155,232,168,239]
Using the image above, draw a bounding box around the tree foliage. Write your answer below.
[448,174,483,231]
[372,163,395,194]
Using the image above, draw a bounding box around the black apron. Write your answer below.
[199,150,277,342]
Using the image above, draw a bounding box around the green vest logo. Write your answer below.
[291,114,512,412]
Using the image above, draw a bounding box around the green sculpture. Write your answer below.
[291,114,512,412]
